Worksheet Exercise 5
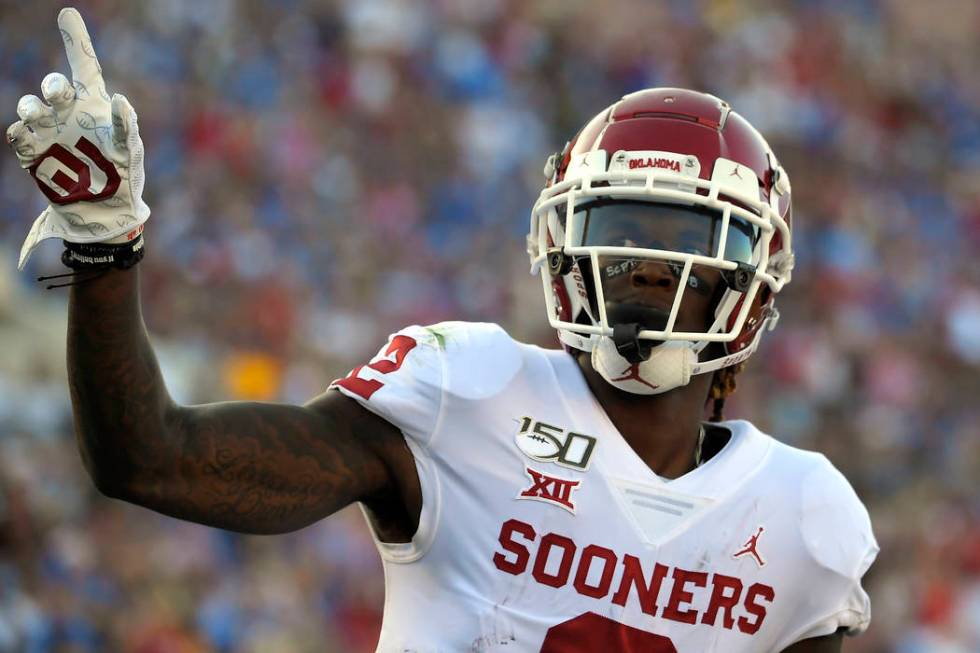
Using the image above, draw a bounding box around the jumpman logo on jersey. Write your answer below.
[732,526,766,567]
[610,364,659,392]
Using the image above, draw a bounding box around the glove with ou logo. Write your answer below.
[6,7,149,271]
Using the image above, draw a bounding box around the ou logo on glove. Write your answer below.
[27,136,120,205]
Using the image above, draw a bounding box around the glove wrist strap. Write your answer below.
[62,233,145,270]
[37,233,146,289]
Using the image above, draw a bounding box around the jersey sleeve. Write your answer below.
[330,324,445,447]
[329,322,520,565]
[329,321,522,447]
[790,456,879,643]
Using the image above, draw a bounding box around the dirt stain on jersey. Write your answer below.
[470,603,517,651]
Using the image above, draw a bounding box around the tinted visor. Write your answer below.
[577,200,759,263]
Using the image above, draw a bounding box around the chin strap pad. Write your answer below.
[612,323,648,364]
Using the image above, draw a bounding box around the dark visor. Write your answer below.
[576,200,759,264]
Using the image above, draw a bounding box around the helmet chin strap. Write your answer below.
[591,336,698,395]
[589,304,778,396]
[591,304,697,395]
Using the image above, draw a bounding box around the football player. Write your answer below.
[7,9,877,652]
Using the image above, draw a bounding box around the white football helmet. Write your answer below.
[528,88,794,394]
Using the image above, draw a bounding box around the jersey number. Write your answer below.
[333,335,418,400]
[540,612,677,652]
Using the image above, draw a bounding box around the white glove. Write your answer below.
[6,7,150,270]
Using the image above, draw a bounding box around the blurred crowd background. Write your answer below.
[1,0,978,651]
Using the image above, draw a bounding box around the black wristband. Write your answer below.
[62,234,145,270]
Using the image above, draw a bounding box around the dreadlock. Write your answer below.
[708,363,745,423]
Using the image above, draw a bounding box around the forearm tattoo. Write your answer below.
[67,268,390,534]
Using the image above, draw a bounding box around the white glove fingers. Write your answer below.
[17,94,44,124]
[6,120,41,163]
[16,94,57,133]
[5,120,27,144]
[57,8,105,93]
[11,8,151,270]
[110,93,131,148]
[41,72,76,110]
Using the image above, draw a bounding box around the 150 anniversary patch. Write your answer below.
[515,416,597,470]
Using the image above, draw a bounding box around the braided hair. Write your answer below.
[708,363,745,422]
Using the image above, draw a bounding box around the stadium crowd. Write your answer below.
[1,0,978,651]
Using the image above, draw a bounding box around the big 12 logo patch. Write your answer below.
[515,416,597,470]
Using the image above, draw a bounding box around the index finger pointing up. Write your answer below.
[57,8,104,90]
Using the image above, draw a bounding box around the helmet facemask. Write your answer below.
[528,146,793,395]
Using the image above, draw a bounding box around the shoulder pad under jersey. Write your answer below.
[331,321,522,446]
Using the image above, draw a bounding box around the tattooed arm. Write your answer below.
[68,266,420,536]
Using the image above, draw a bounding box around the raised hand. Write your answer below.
[6,7,149,270]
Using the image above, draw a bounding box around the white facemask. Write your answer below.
[591,336,698,395]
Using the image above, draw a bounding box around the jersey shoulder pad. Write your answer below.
[425,321,524,401]
[765,441,879,643]
[795,449,878,639]
[331,324,445,443]
[331,322,523,444]
[798,453,878,580]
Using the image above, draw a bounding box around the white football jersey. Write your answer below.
[331,322,878,653]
